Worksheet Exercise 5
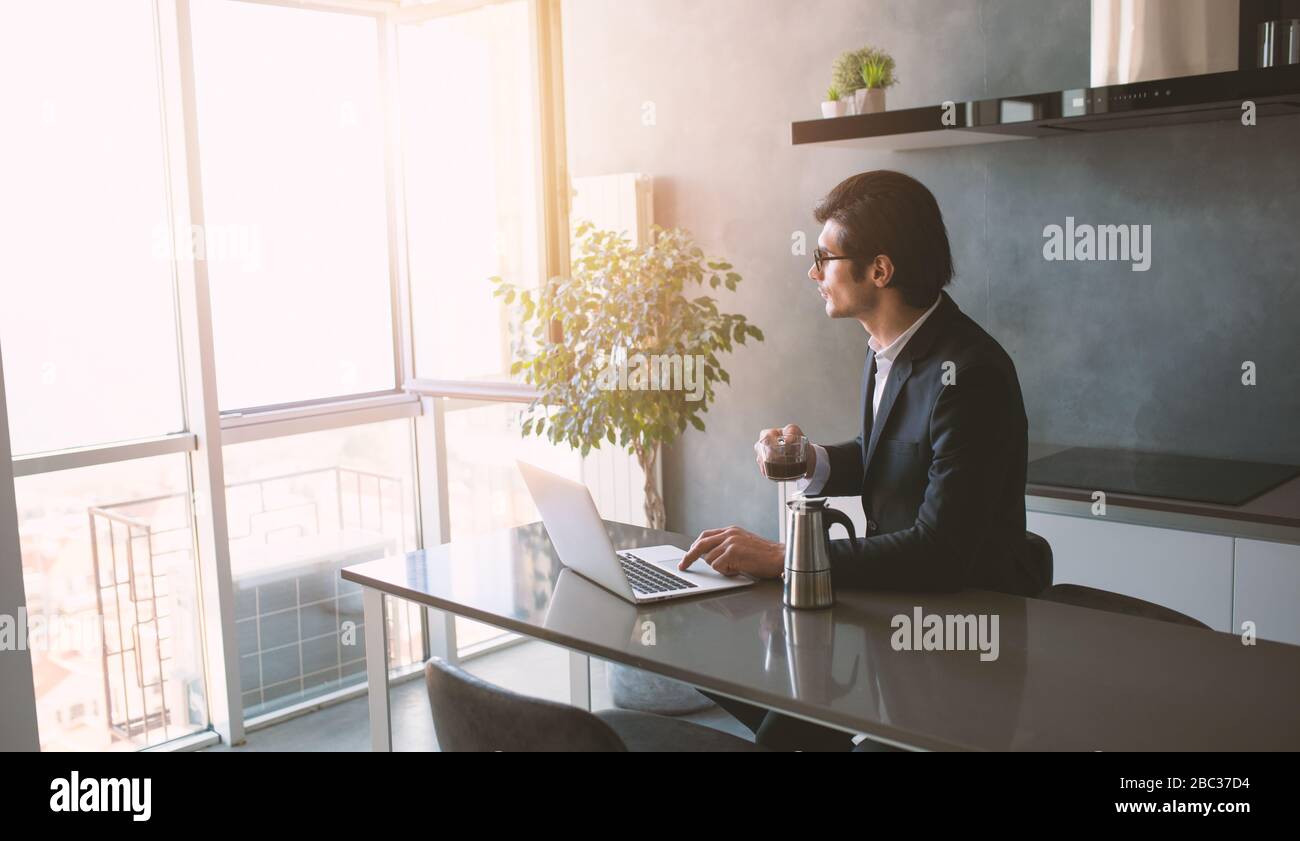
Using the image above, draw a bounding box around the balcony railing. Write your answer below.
[42,381,648,750]
[87,465,420,746]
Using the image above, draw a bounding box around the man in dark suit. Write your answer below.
[679,170,1045,749]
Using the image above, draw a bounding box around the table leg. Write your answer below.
[363,586,392,751]
[425,607,458,664]
[568,650,591,710]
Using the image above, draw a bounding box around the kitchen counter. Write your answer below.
[1026,443,1300,543]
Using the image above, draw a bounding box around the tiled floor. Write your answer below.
[202,639,751,751]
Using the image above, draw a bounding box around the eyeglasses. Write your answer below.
[813,247,853,274]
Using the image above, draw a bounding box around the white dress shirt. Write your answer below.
[796,294,942,496]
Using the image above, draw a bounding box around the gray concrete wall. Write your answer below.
[561,0,1300,540]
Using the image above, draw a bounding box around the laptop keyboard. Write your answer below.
[617,552,697,595]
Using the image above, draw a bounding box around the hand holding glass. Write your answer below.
[756,433,809,481]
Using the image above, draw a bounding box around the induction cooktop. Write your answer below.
[1026,447,1300,507]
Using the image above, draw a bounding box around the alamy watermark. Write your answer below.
[50,772,151,822]
[595,350,705,402]
[152,221,262,272]
[0,608,103,653]
[1042,216,1151,272]
[891,606,999,662]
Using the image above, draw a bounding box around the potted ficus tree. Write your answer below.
[491,220,763,530]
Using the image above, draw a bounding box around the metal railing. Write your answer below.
[87,503,186,745]
[88,464,417,747]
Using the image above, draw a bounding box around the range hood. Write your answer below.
[792,0,1300,151]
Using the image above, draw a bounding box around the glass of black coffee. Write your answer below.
[759,435,808,481]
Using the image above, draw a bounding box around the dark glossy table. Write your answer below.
[341,521,1300,751]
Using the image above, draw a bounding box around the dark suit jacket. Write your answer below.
[819,290,1045,596]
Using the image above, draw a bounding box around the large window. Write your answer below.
[0,0,184,455]
[190,0,396,410]
[442,400,582,648]
[14,455,207,751]
[1,0,567,752]
[222,420,421,719]
[400,2,541,381]
[0,0,207,753]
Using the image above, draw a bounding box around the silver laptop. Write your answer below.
[517,460,754,604]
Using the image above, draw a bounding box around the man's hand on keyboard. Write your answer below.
[679,526,783,579]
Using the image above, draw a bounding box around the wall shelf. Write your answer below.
[792,65,1300,151]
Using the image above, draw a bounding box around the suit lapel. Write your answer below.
[860,351,876,467]
[860,291,956,479]
[862,354,912,478]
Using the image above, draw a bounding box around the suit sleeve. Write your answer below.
[817,434,865,498]
[795,444,831,494]
[825,363,1015,591]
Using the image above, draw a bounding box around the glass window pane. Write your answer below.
[15,454,208,751]
[400,2,540,381]
[190,0,395,410]
[442,401,583,649]
[0,0,184,455]
[221,420,419,720]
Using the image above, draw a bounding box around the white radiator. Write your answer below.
[570,173,658,527]
[571,172,654,248]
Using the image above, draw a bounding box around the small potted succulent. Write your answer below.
[821,85,847,118]
[832,46,897,115]
[858,51,897,113]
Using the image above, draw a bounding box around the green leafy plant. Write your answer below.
[491,221,764,528]
[826,85,842,102]
[832,45,898,92]
[860,53,897,89]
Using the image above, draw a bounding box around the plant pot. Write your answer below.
[821,99,848,118]
[855,87,887,114]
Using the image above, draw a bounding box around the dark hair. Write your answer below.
[813,170,953,308]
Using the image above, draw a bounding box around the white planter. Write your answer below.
[855,87,887,114]
[821,99,848,118]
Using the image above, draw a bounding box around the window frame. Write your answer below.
[0,0,568,751]
[191,0,406,416]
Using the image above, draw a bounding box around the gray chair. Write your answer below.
[1024,530,1054,595]
[1026,530,1207,628]
[1038,582,1210,629]
[423,658,762,752]
[607,663,715,715]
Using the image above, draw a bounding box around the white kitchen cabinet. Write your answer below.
[1026,511,1234,631]
[1234,539,1300,647]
